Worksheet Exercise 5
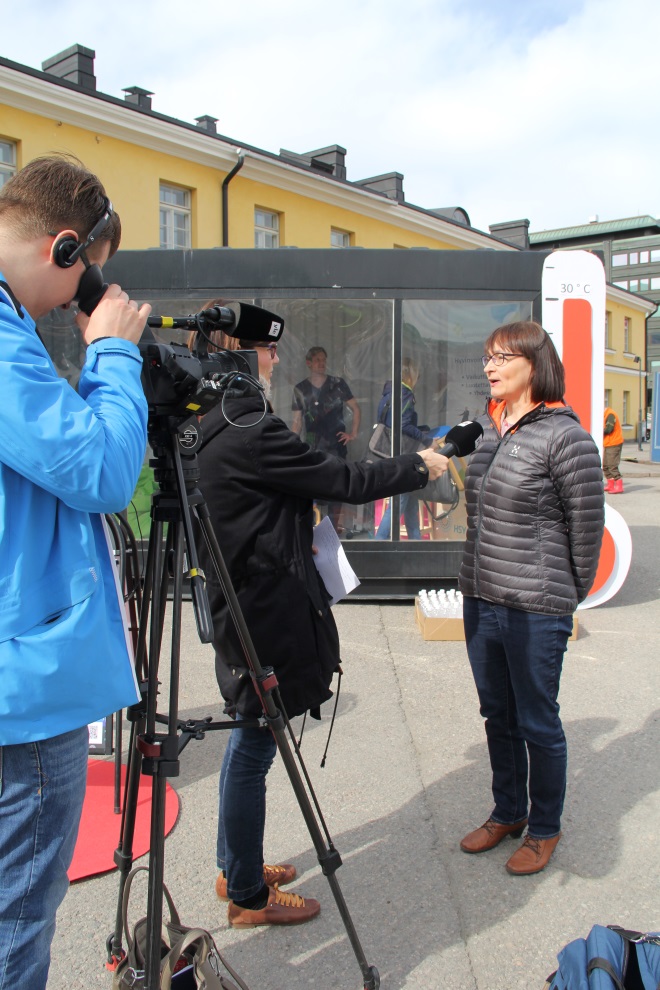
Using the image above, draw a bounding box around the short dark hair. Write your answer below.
[306,346,327,362]
[0,154,121,256]
[485,320,565,403]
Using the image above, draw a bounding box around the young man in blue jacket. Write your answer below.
[0,156,151,990]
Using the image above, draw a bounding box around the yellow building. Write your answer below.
[604,285,655,441]
[0,44,510,254]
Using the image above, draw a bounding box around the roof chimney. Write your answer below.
[122,86,154,111]
[195,115,218,135]
[588,215,599,223]
[488,219,530,249]
[42,44,96,91]
[354,172,405,203]
[279,145,347,180]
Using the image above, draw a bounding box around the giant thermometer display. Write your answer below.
[542,250,632,608]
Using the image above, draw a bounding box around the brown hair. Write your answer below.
[305,346,327,362]
[187,298,241,353]
[485,320,565,403]
[0,154,121,256]
[402,355,420,389]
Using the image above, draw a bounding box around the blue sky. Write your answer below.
[2,0,657,234]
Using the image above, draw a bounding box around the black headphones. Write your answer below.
[52,199,114,269]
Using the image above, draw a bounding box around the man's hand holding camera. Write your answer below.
[76,283,152,346]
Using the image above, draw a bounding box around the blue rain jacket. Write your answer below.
[0,275,147,744]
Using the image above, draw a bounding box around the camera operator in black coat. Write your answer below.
[193,333,448,929]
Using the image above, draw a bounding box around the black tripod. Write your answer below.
[107,409,380,990]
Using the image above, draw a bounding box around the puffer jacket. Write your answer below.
[458,399,604,615]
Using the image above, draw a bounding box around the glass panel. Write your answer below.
[400,299,533,541]
[629,279,639,292]
[640,251,649,264]
[612,253,628,267]
[651,277,660,290]
[0,140,15,165]
[629,252,639,265]
[255,209,278,230]
[160,185,189,208]
[267,298,394,540]
[613,280,628,289]
[331,229,350,248]
[639,279,649,292]
[651,249,660,263]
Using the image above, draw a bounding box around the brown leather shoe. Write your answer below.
[505,833,561,875]
[215,863,297,901]
[460,818,528,853]
[227,885,320,928]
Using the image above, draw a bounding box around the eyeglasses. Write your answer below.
[242,341,278,358]
[482,352,524,368]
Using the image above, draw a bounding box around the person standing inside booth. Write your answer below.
[291,345,361,533]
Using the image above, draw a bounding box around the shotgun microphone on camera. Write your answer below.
[436,421,484,458]
[146,302,284,342]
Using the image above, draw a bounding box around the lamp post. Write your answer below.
[634,355,643,450]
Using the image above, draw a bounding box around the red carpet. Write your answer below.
[69,758,180,882]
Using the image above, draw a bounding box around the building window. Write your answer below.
[613,280,628,289]
[605,311,613,349]
[604,389,612,409]
[651,249,660,263]
[623,391,630,425]
[629,251,639,265]
[640,251,649,264]
[651,277,660,290]
[639,278,650,292]
[330,228,352,248]
[254,209,279,248]
[624,317,631,352]
[0,139,17,188]
[612,252,628,267]
[629,279,639,292]
[160,184,191,249]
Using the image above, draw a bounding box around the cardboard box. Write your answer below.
[415,598,465,641]
[415,598,579,642]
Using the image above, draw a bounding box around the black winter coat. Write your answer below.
[195,396,430,717]
[458,400,604,615]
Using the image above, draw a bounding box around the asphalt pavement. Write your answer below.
[49,445,660,990]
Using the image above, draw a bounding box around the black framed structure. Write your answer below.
[48,248,550,597]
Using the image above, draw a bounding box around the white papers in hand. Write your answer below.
[311,516,360,606]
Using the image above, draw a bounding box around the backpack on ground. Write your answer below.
[544,925,660,990]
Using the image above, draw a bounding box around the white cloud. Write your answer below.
[3,0,660,232]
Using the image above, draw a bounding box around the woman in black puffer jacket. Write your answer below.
[458,321,604,876]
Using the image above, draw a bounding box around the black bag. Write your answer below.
[112,866,249,990]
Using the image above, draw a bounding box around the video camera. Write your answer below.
[139,302,284,420]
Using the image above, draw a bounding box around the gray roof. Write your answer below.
[530,215,660,243]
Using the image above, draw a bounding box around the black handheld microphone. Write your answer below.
[436,421,484,458]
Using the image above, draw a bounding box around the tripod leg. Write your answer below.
[195,503,380,990]
[142,518,185,990]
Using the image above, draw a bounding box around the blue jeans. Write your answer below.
[375,493,421,540]
[0,727,89,990]
[217,718,277,901]
[463,597,572,838]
